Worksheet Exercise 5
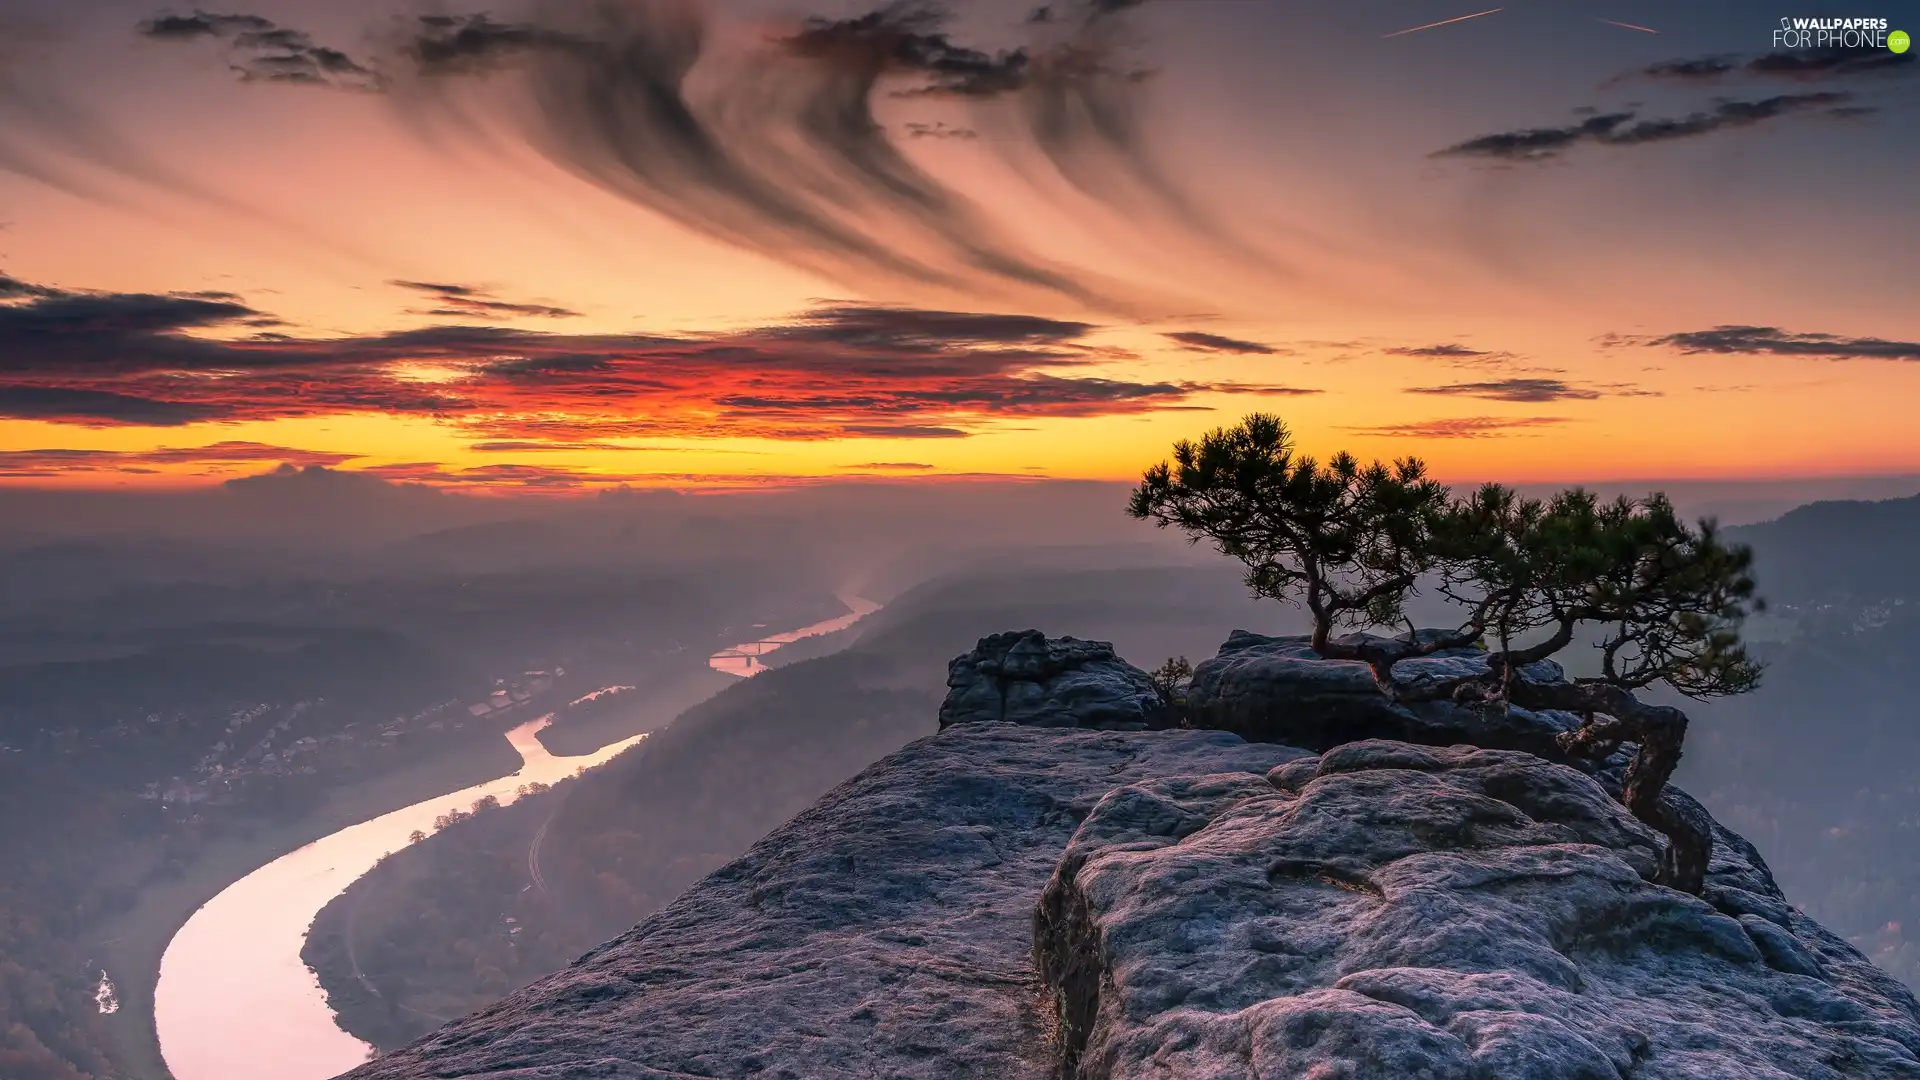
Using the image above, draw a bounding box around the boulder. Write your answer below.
[1185,630,1586,756]
[1035,739,1920,1080]
[938,629,1175,732]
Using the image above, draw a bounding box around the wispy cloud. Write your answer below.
[1637,46,1916,83]
[1164,330,1284,355]
[1405,377,1657,403]
[1623,325,1920,361]
[348,460,1017,491]
[379,1,1165,307]
[351,461,790,491]
[904,122,979,140]
[1183,381,1321,396]
[128,1,1276,309]
[1435,93,1851,161]
[138,9,381,90]
[1342,416,1571,439]
[1383,343,1493,359]
[0,440,358,478]
[389,280,582,320]
[466,440,765,454]
[0,274,1293,439]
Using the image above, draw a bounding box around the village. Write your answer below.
[133,669,562,811]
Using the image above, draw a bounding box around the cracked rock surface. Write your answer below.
[1035,739,1920,1080]
[337,725,1304,1080]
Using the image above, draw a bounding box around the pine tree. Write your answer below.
[1129,413,1764,894]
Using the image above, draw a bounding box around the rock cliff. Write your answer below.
[341,631,1920,1080]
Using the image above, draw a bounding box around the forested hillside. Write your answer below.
[305,562,1282,1047]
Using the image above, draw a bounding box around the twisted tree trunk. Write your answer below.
[1505,681,1709,895]
[1344,640,1710,896]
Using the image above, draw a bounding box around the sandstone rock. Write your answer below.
[337,725,1306,1080]
[337,636,1917,1080]
[1035,739,1920,1080]
[1185,630,1587,755]
[938,629,1175,732]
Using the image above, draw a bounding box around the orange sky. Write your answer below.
[2,0,1916,492]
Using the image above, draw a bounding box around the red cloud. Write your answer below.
[1,284,1306,441]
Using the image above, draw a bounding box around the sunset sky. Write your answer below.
[1,0,1916,491]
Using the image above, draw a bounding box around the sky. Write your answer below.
[0,0,1916,492]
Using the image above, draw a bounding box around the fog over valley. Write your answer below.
[3,466,1919,1077]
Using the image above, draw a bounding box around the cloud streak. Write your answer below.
[0,273,1290,439]
[1405,377,1657,403]
[1384,343,1493,359]
[390,280,583,319]
[1638,46,1916,84]
[138,9,381,90]
[127,1,1271,311]
[1342,416,1570,439]
[1625,326,1920,362]
[1436,93,1851,161]
[379,0,1190,308]
[1164,330,1283,355]
[0,440,359,479]
[349,460,1017,491]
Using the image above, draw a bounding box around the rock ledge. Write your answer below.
[1036,738,1920,1080]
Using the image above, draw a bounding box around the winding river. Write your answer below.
[154,596,880,1080]
[707,596,881,676]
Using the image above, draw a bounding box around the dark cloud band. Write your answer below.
[1437,93,1851,161]
[1163,331,1282,355]
[1626,326,1920,362]
[0,273,1293,438]
[139,9,380,90]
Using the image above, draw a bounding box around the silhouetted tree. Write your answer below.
[1148,656,1194,720]
[1129,413,1765,894]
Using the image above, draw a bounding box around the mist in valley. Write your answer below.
[5,465,1919,1071]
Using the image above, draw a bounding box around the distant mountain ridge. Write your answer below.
[1730,490,1920,607]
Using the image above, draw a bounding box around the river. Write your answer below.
[153,596,880,1080]
[707,596,882,677]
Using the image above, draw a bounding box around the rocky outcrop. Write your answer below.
[1036,739,1920,1079]
[341,630,1920,1080]
[1185,630,1587,756]
[338,724,1305,1080]
[939,630,1175,732]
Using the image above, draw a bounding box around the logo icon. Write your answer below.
[1892,29,1912,53]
